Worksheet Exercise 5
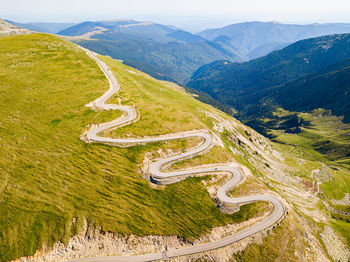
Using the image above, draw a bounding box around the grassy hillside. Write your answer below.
[1,32,349,262]
[99,55,350,261]
[267,109,350,165]
[0,33,266,261]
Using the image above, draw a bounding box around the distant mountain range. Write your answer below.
[6,18,350,84]
[199,21,350,59]
[188,33,350,128]
[58,20,350,83]
[56,19,243,83]
[5,20,75,34]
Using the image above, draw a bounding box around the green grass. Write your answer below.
[228,175,268,197]
[332,204,350,214]
[271,140,350,203]
[170,146,235,170]
[99,55,207,137]
[0,33,268,261]
[321,168,350,200]
[331,220,350,247]
[233,215,308,262]
[269,109,350,167]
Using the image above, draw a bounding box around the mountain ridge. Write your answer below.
[5,20,75,34]
[199,21,350,59]
[57,19,243,83]
[187,33,350,163]
[188,33,350,113]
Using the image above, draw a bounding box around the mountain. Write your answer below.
[59,19,243,83]
[166,29,207,43]
[199,21,350,59]
[0,18,30,36]
[58,19,175,42]
[188,33,350,112]
[187,33,350,162]
[1,32,350,262]
[273,57,350,122]
[5,20,76,34]
[73,37,238,83]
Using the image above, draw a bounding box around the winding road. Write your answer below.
[73,50,285,261]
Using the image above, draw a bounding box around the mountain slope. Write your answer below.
[187,33,350,163]
[57,20,137,36]
[73,37,238,83]
[274,58,350,122]
[166,29,207,43]
[188,33,350,112]
[0,33,267,261]
[199,21,350,59]
[59,20,244,83]
[58,20,175,42]
[1,33,349,262]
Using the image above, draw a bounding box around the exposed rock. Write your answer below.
[15,215,272,262]
[0,19,30,36]
[332,193,350,206]
[320,226,350,262]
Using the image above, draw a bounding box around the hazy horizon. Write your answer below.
[2,0,350,32]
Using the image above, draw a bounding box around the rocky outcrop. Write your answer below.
[0,19,30,36]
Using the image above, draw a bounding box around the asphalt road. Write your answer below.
[72,50,285,261]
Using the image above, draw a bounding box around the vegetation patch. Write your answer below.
[233,215,309,262]
[268,109,350,167]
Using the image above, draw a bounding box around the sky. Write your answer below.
[1,0,350,32]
